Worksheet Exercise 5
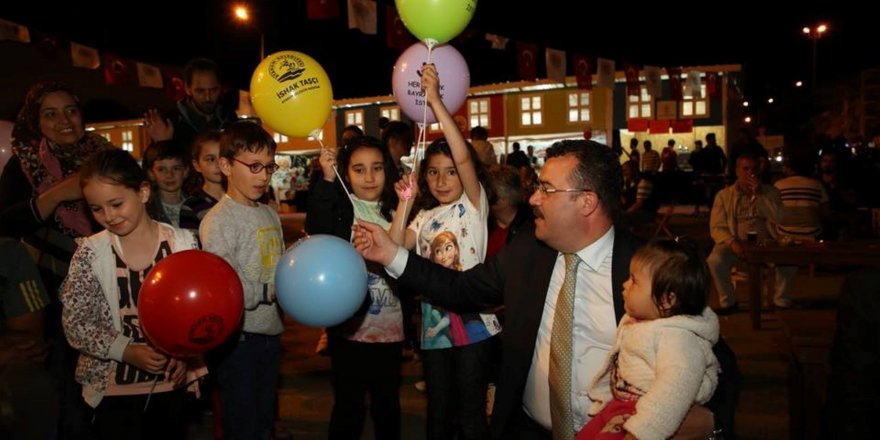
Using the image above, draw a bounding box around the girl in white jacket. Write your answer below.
[577,239,720,440]
[61,149,203,438]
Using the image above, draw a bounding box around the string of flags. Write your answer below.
[3,1,721,103]
[306,0,722,101]
[2,17,187,101]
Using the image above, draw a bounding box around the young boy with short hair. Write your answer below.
[199,121,284,439]
[142,140,192,227]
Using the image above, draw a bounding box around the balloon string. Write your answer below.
[316,138,359,219]
[400,122,427,234]
[144,375,161,412]
[402,43,435,232]
[420,43,434,136]
[414,43,434,176]
[397,43,435,234]
[415,43,434,185]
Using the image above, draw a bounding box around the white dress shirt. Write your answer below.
[386,226,619,433]
[522,226,618,432]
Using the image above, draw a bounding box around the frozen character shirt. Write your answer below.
[409,187,501,349]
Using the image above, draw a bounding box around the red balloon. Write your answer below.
[139,250,244,357]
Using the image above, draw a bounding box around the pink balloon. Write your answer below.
[392,42,470,124]
[0,121,13,179]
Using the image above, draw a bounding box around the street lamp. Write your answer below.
[234,4,264,61]
[802,23,828,91]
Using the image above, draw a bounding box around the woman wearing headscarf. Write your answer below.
[0,82,113,291]
[0,81,113,438]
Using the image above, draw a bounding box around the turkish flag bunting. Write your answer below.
[137,62,163,89]
[667,67,683,101]
[103,54,129,86]
[706,72,718,97]
[649,119,671,134]
[627,118,649,132]
[385,5,412,51]
[33,31,61,60]
[624,62,640,96]
[307,0,340,20]
[574,54,592,90]
[596,58,615,89]
[165,71,187,102]
[348,0,377,35]
[71,42,100,70]
[672,119,694,133]
[517,42,538,82]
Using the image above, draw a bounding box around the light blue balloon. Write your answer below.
[275,234,368,327]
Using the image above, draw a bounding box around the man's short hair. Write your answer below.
[545,140,622,222]
[183,58,222,86]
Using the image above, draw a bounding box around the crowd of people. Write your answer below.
[2,54,877,440]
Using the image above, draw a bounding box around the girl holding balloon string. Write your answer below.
[305,135,406,440]
[390,63,500,440]
[60,148,206,438]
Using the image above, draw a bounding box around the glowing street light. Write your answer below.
[233,4,264,61]
[234,5,249,20]
[795,81,803,87]
[767,98,774,104]
[803,23,829,91]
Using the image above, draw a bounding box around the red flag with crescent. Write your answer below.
[517,42,538,82]
[385,5,412,51]
[103,54,129,86]
[166,71,187,102]
[624,62,641,96]
[574,54,593,90]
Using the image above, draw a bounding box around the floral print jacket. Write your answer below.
[61,223,201,407]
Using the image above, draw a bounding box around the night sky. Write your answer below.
[4,1,876,106]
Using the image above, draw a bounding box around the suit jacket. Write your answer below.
[399,225,738,439]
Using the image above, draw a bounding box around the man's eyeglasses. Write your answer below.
[233,158,279,174]
[532,181,593,196]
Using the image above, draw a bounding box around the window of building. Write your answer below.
[380,106,400,121]
[121,130,133,152]
[520,95,543,126]
[567,92,591,124]
[344,110,364,131]
[273,133,289,143]
[627,86,653,119]
[468,98,490,128]
[680,84,709,118]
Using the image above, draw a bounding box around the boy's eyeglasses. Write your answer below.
[233,158,279,174]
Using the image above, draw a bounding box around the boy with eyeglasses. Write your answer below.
[200,121,284,440]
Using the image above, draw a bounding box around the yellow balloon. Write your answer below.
[250,51,333,138]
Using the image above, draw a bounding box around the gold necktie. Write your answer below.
[549,253,580,440]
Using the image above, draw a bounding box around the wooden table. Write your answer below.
[743,241,880,329]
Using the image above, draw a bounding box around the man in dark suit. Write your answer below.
[355,140,736,439]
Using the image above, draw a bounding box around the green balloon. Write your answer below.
[395,0,477,45]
